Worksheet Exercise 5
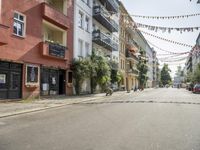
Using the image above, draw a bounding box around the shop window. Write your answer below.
[25,65,39,87]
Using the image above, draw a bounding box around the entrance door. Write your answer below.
[59,70,65,95]
[8,72,22,99]
[0,61,22,100]
[0,70,9,99]
[41,68,66,96]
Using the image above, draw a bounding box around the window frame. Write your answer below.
[85,16,90,32]
[13,11,26,37]
[78,11,84,29]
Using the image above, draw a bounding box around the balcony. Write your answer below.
[41,41,68,60]
[93,6,118,32]
[112,41,119,51]
[92,30,112,51]
[41,2,69,29]
[127,67,139,76]
[126,49,139,62]
[99,0,119,13]
[0,24,9,46]
[126,39,139,52]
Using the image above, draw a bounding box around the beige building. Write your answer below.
[119,2,139,91]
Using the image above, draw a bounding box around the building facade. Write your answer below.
[0,0,74,100]
[119,2,139,92]
[92,0,119,58]
[73,0,93,94]
[192,33,200,72]
[152,50,159,87]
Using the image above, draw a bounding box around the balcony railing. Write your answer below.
[99,0,119,13]
[126,50,139,62]
[93,30,114,51]
[0,24,9,46]
[41,2,69,29]
[127,67,139,76]
[127,39,139,51]
[112,41,119,51]
[93,6,118,32]
[41,41,68,60]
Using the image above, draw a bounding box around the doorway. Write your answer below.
[0,61,22,100]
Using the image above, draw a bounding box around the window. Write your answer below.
[78,11,84,28]
[78,39,83,57]
[13,12,26,37]
[85,17,89,32]
[85,42,90,56]
[86,0,90,6]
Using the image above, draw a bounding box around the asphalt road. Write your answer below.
[0,88,200,150]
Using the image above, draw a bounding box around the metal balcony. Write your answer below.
[92,30,112,51]
[127,67,139,76]
[126,49,139,62]
[99,0,119,13]
[93,6,118,32]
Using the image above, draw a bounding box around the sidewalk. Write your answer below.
[0,91,126,118]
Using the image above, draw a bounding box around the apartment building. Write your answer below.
[74,0,93,93]
[152,50,159,87]
[0,0,74,100]
[92,0,119,58]
[119,2,139,91]
[192,33,200,72]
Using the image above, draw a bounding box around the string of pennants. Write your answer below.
[131,13,200,19]
[135,23,200,33]
[147,40,190,54]
[140,30,194,48]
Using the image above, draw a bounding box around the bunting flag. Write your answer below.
[135,23,200,33]
[147,40,190,54]
[131,13,200,19]
[160,56,188,62]
[140,30,194,48]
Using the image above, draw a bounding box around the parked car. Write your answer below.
[193,84,200,94]
[188,83,194,91]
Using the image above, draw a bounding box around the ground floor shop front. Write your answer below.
[0,61,73,100]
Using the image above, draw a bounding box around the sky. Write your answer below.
[121,0,200,78]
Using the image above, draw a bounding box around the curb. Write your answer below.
[0,97,102,119]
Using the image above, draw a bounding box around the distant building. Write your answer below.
[192,33,200,72]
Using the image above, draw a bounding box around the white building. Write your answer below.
[74,0,92,58]
[74,0,93,93]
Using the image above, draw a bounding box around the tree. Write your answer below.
[160,64,172,86]
[71,58,90,95]
[89,51,111,93]
[191,63,200,83]
[137,50,148,89]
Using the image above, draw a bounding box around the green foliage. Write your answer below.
[89,51,111,93]
[137,50,148,88]
[111,70,123,85]
[71,58,90,95]
[160,64,172,86]
[191,63,200,83]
